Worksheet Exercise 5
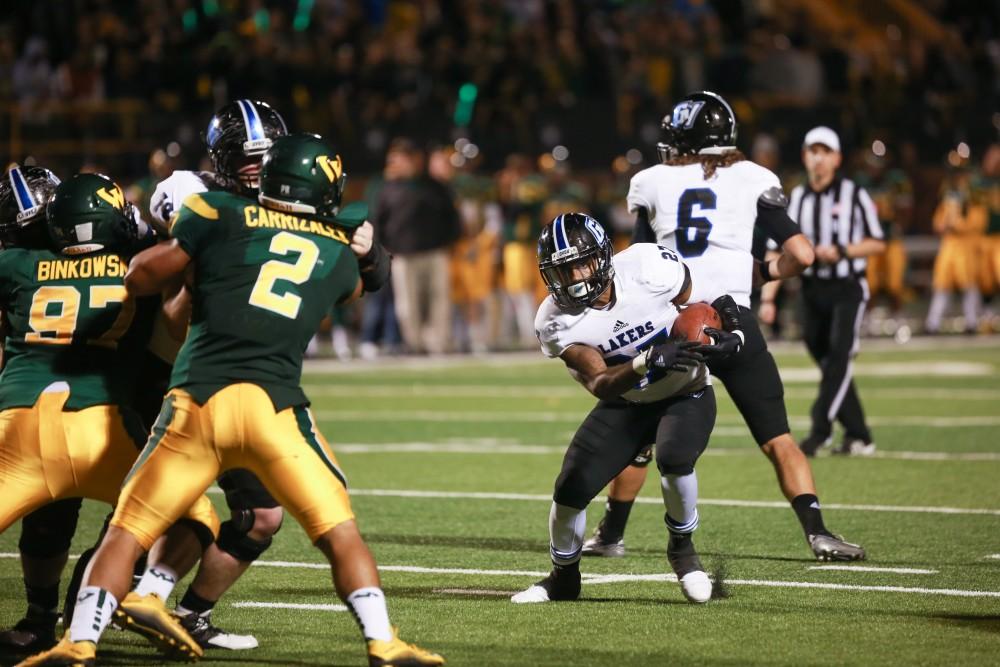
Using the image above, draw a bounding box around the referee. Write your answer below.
[788,127,886,457]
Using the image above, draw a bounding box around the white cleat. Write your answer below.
[510,585,550,604]
[679,571,712,604]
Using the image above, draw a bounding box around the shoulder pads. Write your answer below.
[758,186,788,209]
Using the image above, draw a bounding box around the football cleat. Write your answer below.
[510,567,582,604]
[0,614,58,652]
[832,439,877,457]
[809,533,867,562]
[13,634,95,667]
[667,533,712,603]
[177,611,258,650]
[798,434,831,458]
[114,592,203,661]
[367,628,445,666]
[581,526,626,558]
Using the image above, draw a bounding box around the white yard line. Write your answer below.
[808,565,938,574]
[332,441,1000,462]
[304,384,1000,402]
[0,554,991,600]
[231,601,347,611]
[315,409,1000,428]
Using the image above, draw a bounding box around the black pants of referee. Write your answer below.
[800,278,872,443]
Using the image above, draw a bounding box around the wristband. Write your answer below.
[632,349,649,375]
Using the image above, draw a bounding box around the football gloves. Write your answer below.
[698,327,743,360]
[645,340,705,373]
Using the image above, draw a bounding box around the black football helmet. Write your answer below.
[657,91,737,161]
[205,99,288,194]
[0,165,61,248]
[538,213,614,309]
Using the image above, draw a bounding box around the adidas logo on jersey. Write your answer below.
[613,320,629,333]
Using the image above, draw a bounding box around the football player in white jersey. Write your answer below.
[511,213,744,605]
[583,91,866,562]
[137,99,390,650]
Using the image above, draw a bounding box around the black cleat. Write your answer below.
[511,566,581,603]
[799,434,831,458]
[809,533,866,561]
[667,533,712,603]
[177,612,258,650]
[0,614,58,652]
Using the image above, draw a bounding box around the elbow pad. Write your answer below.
[359,241,391,293]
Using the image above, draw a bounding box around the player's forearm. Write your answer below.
[581,362,643,401]
[843,238,885,259]
[772,234,814,279]
[125,240,191,296]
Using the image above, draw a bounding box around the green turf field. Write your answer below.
[2,338,999,666]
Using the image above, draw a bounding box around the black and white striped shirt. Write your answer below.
[789,177,884,279]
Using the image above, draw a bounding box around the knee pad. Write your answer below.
[18,498,83,559]
[215,511,275,563]
[655,447,696,476]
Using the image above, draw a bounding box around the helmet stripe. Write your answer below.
[8,167,36,213]
[236,99,265,143]
[554,214,568,251]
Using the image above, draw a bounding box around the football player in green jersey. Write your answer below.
[20,134,443,667]
[0,172,224,665]
[0,166,88,655]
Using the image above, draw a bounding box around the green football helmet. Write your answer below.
[46,173,138,255]
[258,133,348,223]
[0,164,61,248]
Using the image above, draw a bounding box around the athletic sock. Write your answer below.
[660,472,700,534]
[24,582,60,618]
[599,499,635,542]
[549,502,586,566]
[791,494,829,536]
[346,587,392,642]
[68,587,117,644]
[133,564,178,601]
[177,587,216,616]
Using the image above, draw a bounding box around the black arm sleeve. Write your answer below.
[755,202,800,246]
[358,240,391,293]
[630,207,656,245]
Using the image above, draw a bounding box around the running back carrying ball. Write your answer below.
[671,303,722,344]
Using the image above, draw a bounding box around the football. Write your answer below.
[671,303,722,344]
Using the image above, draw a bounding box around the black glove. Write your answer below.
[645,340,705,373]
[697,327,743,360]
[710,294,743,332]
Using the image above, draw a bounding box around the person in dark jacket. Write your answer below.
[373,138,461,354]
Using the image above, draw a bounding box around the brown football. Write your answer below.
[671,303,722,344]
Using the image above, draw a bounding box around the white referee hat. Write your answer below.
[803,126,841,152]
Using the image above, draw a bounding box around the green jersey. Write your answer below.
[0,248,155,410]
[169,191,361,410]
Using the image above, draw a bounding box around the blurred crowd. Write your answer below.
[2,0,999,355]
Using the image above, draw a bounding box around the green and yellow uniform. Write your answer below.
[0,248,217,535]
[856,168,912,302]
[503,174,549,297]
[970,171,1000,295]
[112,190,363,548]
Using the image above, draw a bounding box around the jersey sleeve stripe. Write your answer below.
[181,194,220,221]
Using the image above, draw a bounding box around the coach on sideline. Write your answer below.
[782,126,885,457]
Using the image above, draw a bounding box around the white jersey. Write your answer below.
[535,244,710,404]
[149,170,215,226]
[627,160,781,307]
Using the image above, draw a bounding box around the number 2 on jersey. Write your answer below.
[248,231,320,319]
[676,188,716,257]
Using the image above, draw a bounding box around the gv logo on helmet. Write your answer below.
[316,155,343,183]
[672,101,705,129]
[96,185,125,211]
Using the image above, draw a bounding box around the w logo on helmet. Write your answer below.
[96,185,125,211]
[316,155,343,183]
[672,100,705,129]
